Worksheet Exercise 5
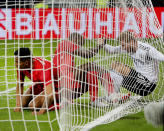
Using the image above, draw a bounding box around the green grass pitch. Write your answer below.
[0,40,163,131]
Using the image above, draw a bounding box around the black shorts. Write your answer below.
[122,69,156,96]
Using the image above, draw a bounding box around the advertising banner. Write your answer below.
[0,8,164,39]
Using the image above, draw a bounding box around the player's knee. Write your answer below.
[49,95,54,102]
[21,99,29,107]
[28,101,34,110]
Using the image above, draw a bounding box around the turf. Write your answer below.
[0,40,163,131]
[0,109,163,131]
[92,112,163,131]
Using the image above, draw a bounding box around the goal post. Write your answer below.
[0,0,164,130]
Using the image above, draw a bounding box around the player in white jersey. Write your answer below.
[104,31,164,96]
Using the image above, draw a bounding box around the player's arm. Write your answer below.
[14,72,25,112]
[104,44,122,54]
[148,46,164,61]
[74,38,105,58]
[32,83,54,115]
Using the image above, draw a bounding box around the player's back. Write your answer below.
[17,57,52,85]
[54,40,78,53]
[53,40,79,89]
[53,40,79,72]
[33,58,52,84]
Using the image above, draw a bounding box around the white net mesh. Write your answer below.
[0,0,164,130]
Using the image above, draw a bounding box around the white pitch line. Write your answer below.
[0,87,16,95]
[0,82,32,95]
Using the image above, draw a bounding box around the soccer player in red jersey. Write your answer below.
[52,33,114,106]
[33,33,114,115]
[14,48,53,112]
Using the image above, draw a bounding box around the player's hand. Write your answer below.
[32,111,41,115]
[14,107,21,112]
[32,110,45,115]
[97,38,106,47]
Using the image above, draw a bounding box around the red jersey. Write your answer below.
[53,40,79,78]
[53,40,79,90]
[52,40,108,103]
[17,57,52,86]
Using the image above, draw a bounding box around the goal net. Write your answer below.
[0,0,164,130]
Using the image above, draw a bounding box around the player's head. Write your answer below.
[69,33,84,45]
[14,47,31,69]
[118,31,137,53]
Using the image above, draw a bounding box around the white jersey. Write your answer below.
[105,41,164,83]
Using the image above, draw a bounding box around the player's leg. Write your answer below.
[28,84,45,109]
[86,71,114,107]
[121,68,157,96]
[43,83,56,110]
[31,83,54,114]
[31,94,54,115]
[21,87,33,107]
[110,61,131,76]
[77,62,115,95]
[86,71,99,102]
[71,63,119,103]
[67,65,113,107]
[63,65,89,101]
[83,62,131,105]
[71,68,98,102]
[101,73,115,95]
[111,61,156,96]
[28,91,45,110]
[109,71,123,93]
[21,83,44,108]
[69,67,89,101]
[37,82,59,114]
[37,94,54,115]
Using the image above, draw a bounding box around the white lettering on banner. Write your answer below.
[0,8,163,40]
[16,13,32,35]
[0,9,12,39]
[123,13,139,34]
[96,13,113,34]
[88,8,93,40]
[115,8,119,38]
[162,12,164,32]
[43,13,59,35]
[149,12,163,35]
[35,9,39,39]
[69,13,86,34]
[62,8,66,39]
